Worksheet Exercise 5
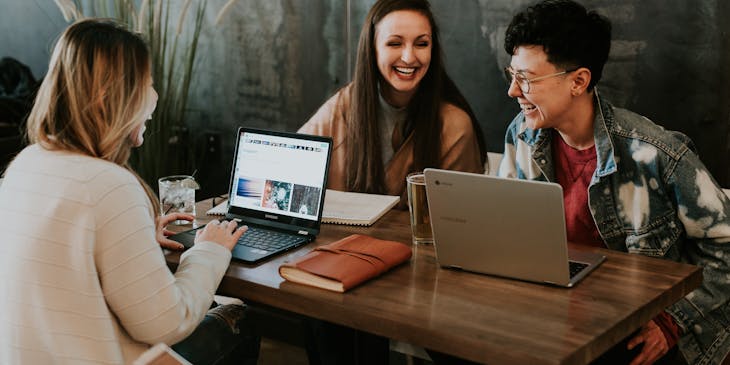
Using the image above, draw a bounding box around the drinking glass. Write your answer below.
[406,172,433,244]
[158,175,198,224]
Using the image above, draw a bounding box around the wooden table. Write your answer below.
[166,199,702,365]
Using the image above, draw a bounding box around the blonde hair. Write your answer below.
[27,18,160,216]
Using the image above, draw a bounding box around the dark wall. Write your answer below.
[598,0,730,185]
[3,0,730,194]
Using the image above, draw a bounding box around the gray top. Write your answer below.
[377,92,407,165]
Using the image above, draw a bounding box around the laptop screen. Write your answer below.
[227,128,331,229]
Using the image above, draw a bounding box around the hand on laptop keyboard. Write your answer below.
[196,219,248,251]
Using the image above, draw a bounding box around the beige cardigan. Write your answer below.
[0,145,231,364]
[299,84,484,206]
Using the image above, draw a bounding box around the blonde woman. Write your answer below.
[0,19,258,364]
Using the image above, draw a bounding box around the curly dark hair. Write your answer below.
[504,0,611,90]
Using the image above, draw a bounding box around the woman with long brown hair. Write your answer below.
[300,1,485,363]
[299,0,485,204]
[0,19,258,364]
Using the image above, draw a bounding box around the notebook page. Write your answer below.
[322,189,399,226]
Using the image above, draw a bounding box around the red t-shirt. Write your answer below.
[552,131,680,348]
[551,131,603,247]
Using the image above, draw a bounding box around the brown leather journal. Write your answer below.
[278,234,412,292]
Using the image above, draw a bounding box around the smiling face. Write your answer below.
[507,45,576,131]
[130,77,158,147]
[374,10,432,107]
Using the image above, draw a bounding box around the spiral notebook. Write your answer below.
[209,189,399,226]
[321,190,399,226]
[206,200,229,215]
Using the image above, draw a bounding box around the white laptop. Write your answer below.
[424,168,605,287]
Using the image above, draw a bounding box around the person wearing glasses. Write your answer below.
[499,1,730,365]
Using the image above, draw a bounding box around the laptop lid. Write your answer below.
[225,127,332,236]
[424,168,605,287]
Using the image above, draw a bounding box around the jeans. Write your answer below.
[172,303,260,365]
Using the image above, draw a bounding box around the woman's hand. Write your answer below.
[195,219,247,251]
[156,213,195,250]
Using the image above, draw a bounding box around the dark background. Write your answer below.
[2,0,729,197]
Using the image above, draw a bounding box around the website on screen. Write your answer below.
[229,132,329,221]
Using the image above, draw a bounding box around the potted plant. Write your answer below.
[53,0,236,188]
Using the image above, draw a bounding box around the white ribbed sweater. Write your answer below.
[0,145,231,364]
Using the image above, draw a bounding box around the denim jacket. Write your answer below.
[498,91,730,365]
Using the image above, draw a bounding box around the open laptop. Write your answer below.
[171,127,332,264]
[424,168,605,287]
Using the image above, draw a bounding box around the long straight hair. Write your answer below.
[26,19,160,216]
[346,0,486,193]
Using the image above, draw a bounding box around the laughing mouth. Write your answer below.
[520,103,536,113]
[395,67,416,75]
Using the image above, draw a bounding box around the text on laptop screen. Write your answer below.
[229,131,330,221]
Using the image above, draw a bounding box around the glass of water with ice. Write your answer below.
[158,175,199,224]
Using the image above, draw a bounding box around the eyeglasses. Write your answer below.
[503,67,579,93]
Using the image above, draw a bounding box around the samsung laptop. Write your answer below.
[424,169,605,287]
[171,127,332,264]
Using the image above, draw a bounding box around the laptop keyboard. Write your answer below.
[569,261,589,278]
[182,225,305,253]
[236,226,305,252]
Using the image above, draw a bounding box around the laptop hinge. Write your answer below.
[297,230,309,236]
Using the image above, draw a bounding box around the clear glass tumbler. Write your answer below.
[158,175,198,224]
[406,172,433,244]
